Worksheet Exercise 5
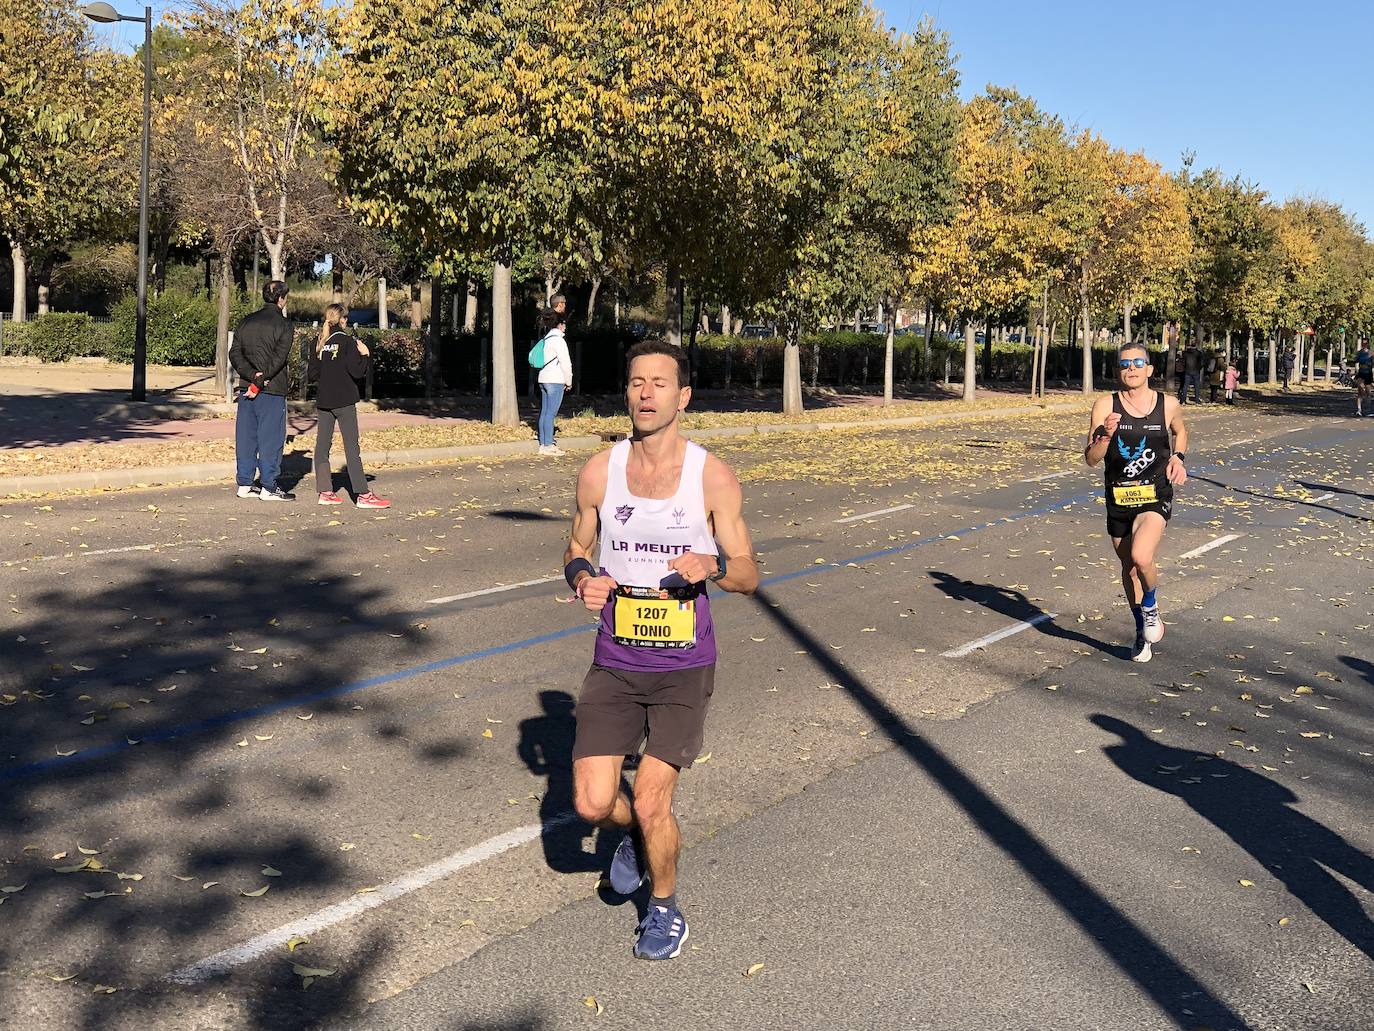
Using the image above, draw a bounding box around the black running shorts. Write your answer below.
[1107,499,1172,540]
[572,663,715,770]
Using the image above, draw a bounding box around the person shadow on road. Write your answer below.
[1092,714,1374,963]
[929,571,1125,658]
[518,690,618,875]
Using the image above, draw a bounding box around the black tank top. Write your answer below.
[1105,391,1172,502]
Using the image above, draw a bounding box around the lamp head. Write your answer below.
[80,3,124,23]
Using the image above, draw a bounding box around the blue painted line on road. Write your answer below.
[0,421,1351,783]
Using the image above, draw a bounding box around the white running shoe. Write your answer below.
[237,485,259,499]
[1132,635,1153,663]
[1141,605,1164,644]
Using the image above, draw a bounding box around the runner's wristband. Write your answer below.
[564,558,595,590]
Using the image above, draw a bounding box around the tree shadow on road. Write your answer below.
[1092,714,1374,964]
[928,571,1127,659]
[0,549,448,1029]
[753,585,1256,1031]
[1190,474,1373,523]
[518,690,617,876]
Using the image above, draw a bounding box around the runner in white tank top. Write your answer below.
[562,340,758,961]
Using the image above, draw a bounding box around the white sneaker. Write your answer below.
[1131,636,1152,663]
[546,445,566,456]
[237,485,259,499]
[1141,605,1164,644]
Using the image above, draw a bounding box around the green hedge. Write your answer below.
[0,312,113,361]
[110,289,253,366]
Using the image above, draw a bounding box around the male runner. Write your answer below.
[1085,343,1188,663]
[1354,339,1372,416]
[563,339,758,960]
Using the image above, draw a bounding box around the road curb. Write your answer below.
[0,399,1084,497]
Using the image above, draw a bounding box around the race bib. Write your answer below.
[1112,483,1158,507]
[612,587,697,649]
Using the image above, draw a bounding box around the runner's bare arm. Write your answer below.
[565,452,617,610]
[1164,396,1188,484]
[1084,396,1117,466]
[687,454,758,595]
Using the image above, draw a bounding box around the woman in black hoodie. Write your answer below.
[309,303,391,508]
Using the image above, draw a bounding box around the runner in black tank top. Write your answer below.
[1085,345,1189,663]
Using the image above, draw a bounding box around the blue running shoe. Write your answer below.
[633,903,688,960]
[608,834,646,895]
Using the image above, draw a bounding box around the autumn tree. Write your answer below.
[0,0,136,319]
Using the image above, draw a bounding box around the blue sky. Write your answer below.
[881,0,1374,230]
[94,1,1372,231]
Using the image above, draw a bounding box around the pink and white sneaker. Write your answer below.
[318,491,344,505]
[355,491,391,509]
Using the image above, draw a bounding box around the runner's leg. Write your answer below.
[630,755,682,900]
[573,755,632,831]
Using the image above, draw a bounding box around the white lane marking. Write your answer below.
[1,537,220,567]
[1178,533,1242,560]
[1230,439,1255,446]
[1307,492,1334,504]
[427,575,563,605]
[166,815,577,984]
[1021,470,1075,483]
[834,503,914,524]
[942,612,1055,658]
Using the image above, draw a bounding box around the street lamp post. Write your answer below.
[82,2,151,403]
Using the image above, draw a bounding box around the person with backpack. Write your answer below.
[532,308,573,456]
[308,303,391,508]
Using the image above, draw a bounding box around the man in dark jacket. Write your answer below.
[1178,339,1203,405]
[229,280,296,500]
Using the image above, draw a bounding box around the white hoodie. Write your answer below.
[537,327,573,388]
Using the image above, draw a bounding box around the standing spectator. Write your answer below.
[536,308,573,456]
[1281,347,1295,392]
[551,294,567,317]
[309,303,391,509]
[1207,348,1223,403]
[1224,358,1240,405]
[230,280,295,501]
[1178,338,1203,405]
[1354,338,1372,416]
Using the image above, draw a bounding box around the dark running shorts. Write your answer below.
[1107,499,1172,540]
[572,663,715,770]
[1358,369,1373,385]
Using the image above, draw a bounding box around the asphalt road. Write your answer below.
[0,389,1370,1031]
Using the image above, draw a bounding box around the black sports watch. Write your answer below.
[708,552,728,582]
[1173,452,1186,463]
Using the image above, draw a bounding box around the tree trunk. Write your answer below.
[1080,292,1094,393]
[10,239,27,322]
[723,343,732,388]
[614,287,621,328]
[464,277,478,333]
[331,266,344,303]
[982,318,993,382]
[265,236,284,282]
[215,250,232,398]
[882,299,896,405]
[424,274,440,399]
[490,249,518,425]
[409,281,422,330]
[687,291,701,389]
[810,333,821,389]
[1029,330,1041,399]
[36,277,49,316]
[754,343,763,390]
[377,275,388,329]
[782,316,803,415]
[1246,328,1255,386]
[1268,329,1278,385]
[1306,335,1315,382]
[1224,328,1232,364]
[1122,301,1132,344]
[666,267,683,347]
[962,321,977,402]
[852,308,861,334]
[720,304,731,337]
[586,274,602,326]
[732,317,743,335]
[922,306,935,384]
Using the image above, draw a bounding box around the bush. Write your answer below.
[0,312,111,361]
[110,289,250,366]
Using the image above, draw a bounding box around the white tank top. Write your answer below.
[594,438,718,671]
[597,439,718,585]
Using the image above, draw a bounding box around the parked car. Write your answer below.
[350,309,403,329]
[741,323,776,339]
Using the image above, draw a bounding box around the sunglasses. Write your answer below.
[1117,357,1148,369]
